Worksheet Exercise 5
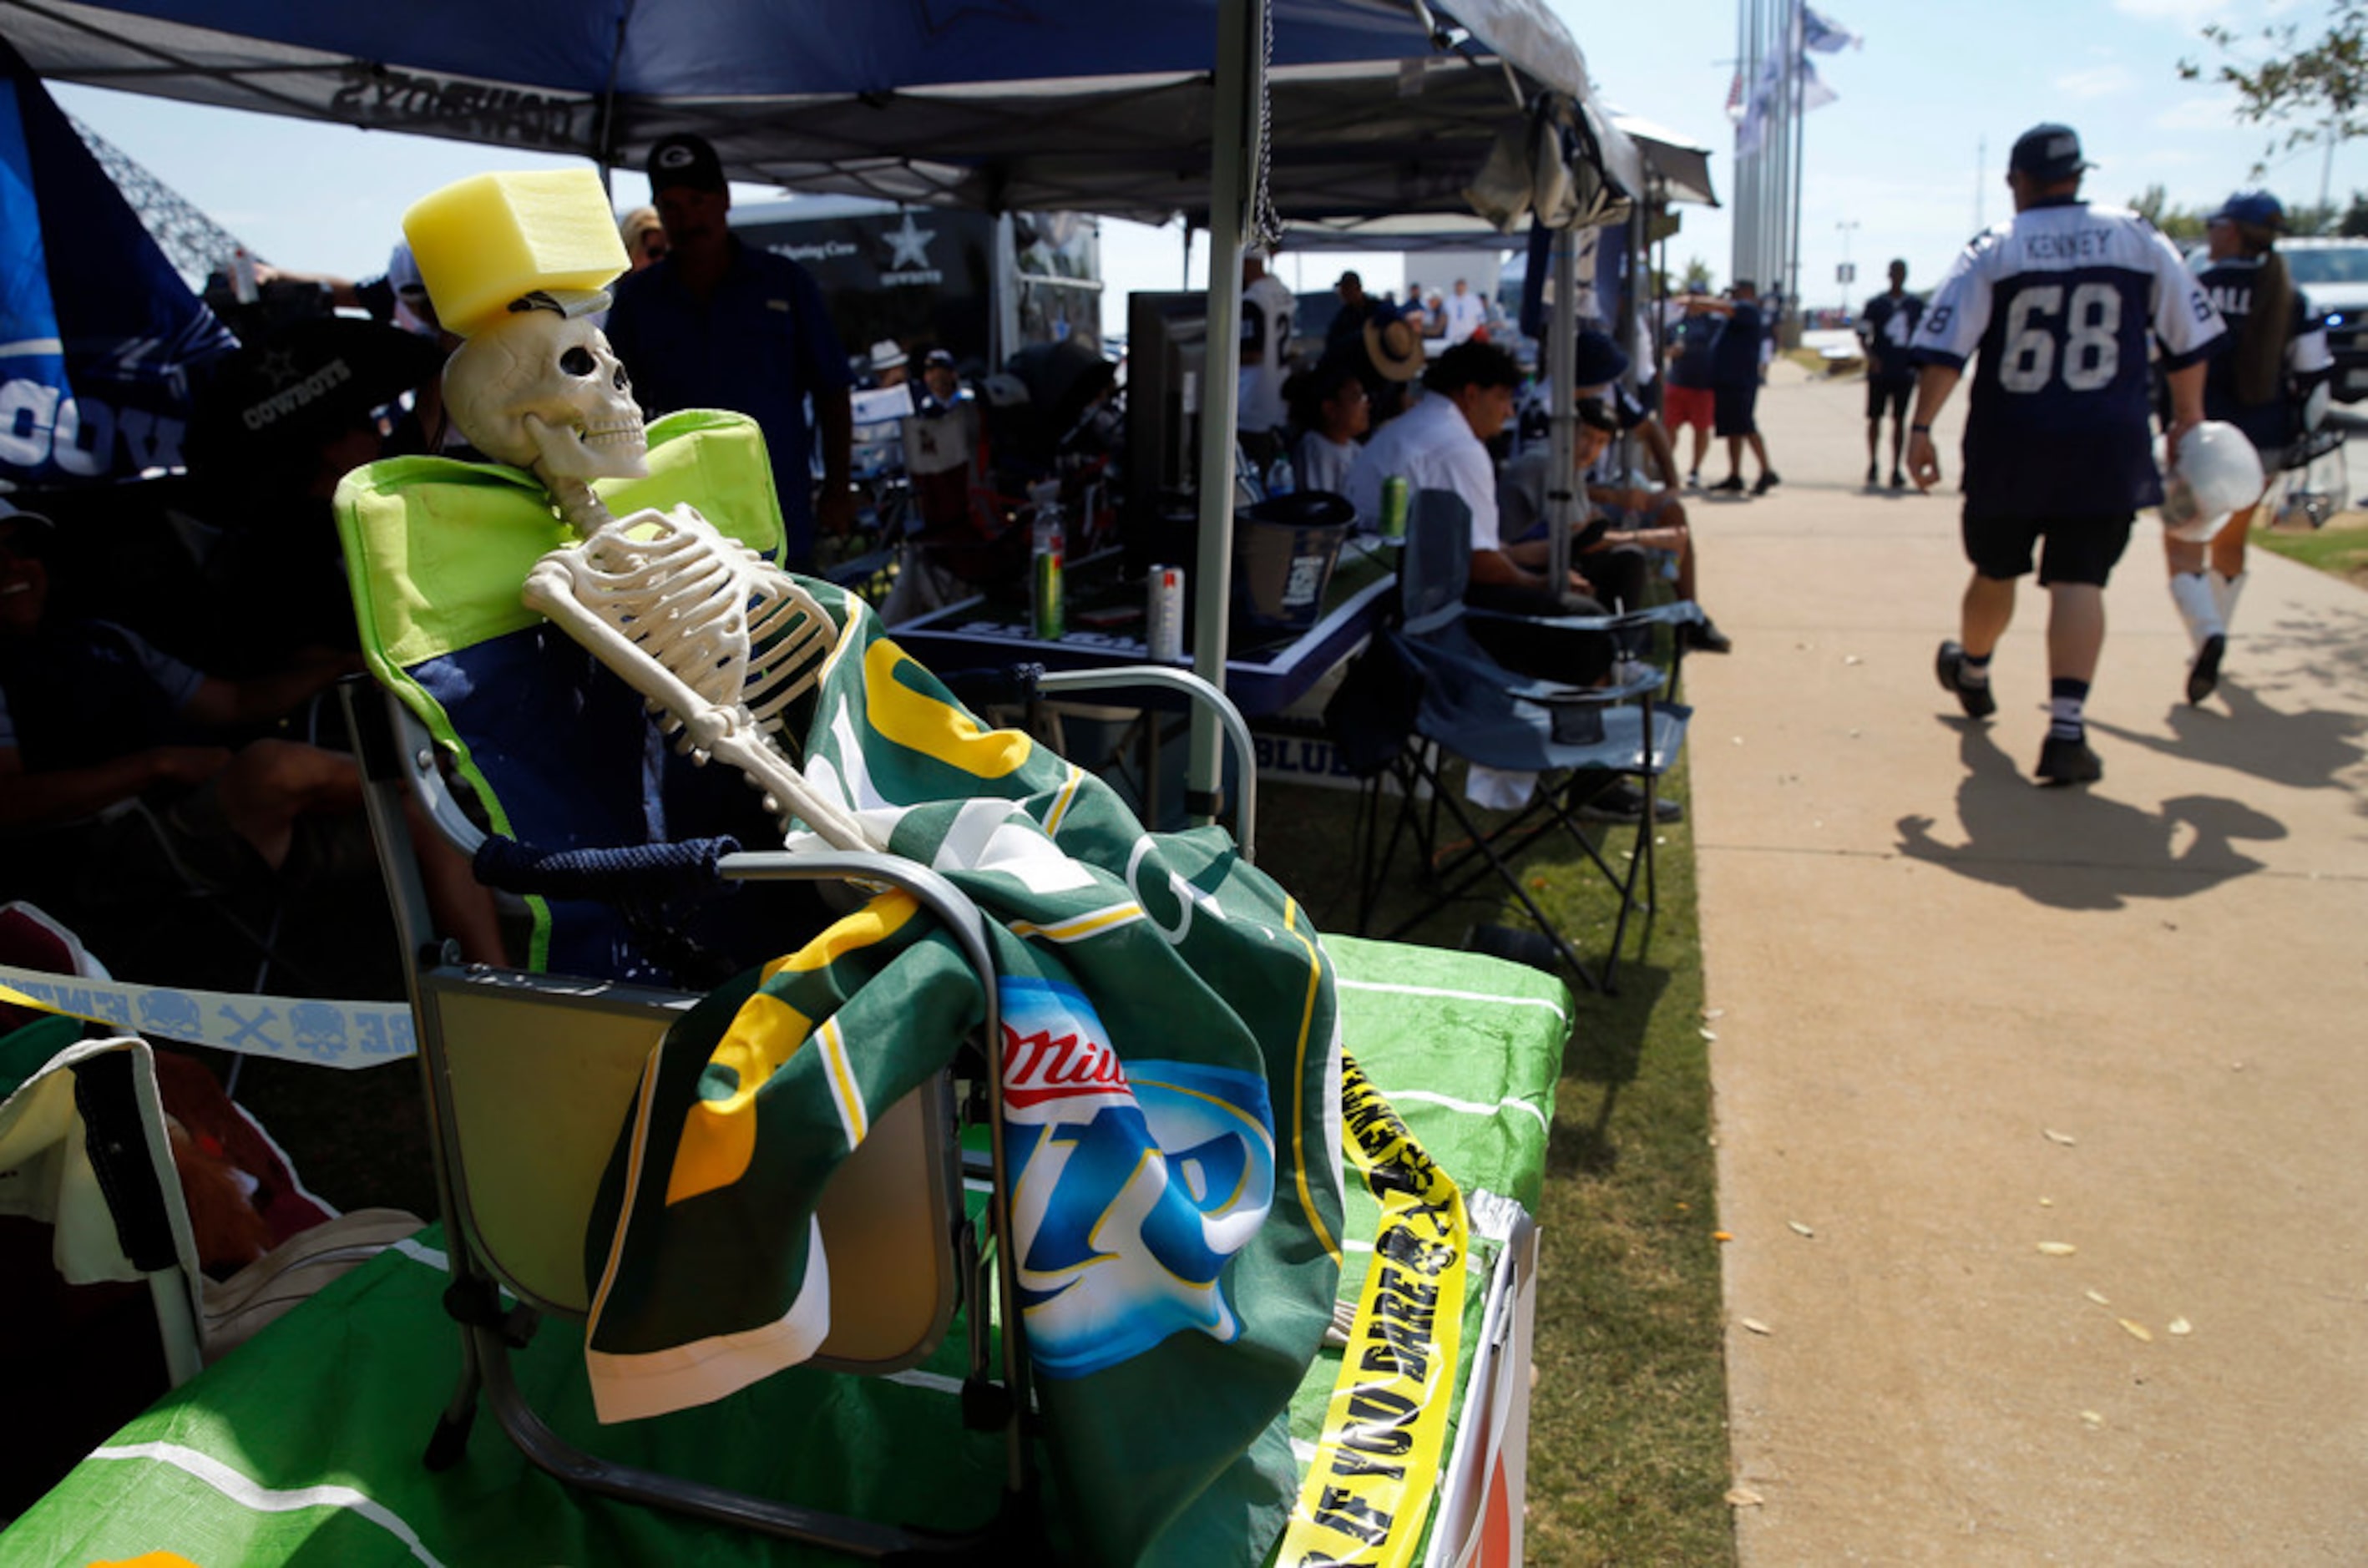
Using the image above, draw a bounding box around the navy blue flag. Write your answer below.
[0,38,236,492]
[1799,6,1860,53]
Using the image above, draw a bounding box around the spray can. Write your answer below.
[1030,494,1066,641]
[1379,475,1410,540]
[1147,564,1187,663]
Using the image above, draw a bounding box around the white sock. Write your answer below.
[2210,569,2247,636]
[2168,571,2224,650]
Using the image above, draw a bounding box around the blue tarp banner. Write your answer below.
[0,38,235,491]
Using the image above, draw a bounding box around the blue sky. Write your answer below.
[48,0,2368,331]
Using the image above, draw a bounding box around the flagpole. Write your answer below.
[1789,0,1807,337]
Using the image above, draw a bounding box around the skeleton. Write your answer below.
[443,295,873,851]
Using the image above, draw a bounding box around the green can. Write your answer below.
[1031,513,1065,640]
[1379,475,1409,539]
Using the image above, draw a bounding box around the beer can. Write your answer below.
[1146,565,1187,663]
[1030,513,1065,640]
[1379,474,1409,539]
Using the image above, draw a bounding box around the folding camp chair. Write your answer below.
[335,409,1261,1555]
[1337,488,1693,994]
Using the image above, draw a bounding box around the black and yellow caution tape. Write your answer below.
[1278,1050,1468,1568]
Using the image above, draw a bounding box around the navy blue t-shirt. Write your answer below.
[1710,304,1763,389]
[1667,312,1723,390]
[1859,291,1925,385]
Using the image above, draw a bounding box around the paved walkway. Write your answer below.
[1684,363,2368,1565]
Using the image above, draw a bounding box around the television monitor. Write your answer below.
[1122,291,1207,575]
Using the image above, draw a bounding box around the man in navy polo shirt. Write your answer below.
[604,133,856,570]
[1908,122,2224,786]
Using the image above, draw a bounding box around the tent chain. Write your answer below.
[1250,0,1284,251]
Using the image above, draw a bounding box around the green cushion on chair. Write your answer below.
[336,409,787,675]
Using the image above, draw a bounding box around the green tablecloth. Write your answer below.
[0,936,1566,1567]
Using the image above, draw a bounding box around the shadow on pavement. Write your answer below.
[1893,721,2285,910]
[2088,677,2368,796]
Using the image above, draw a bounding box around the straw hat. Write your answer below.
[1363,301,1426,382]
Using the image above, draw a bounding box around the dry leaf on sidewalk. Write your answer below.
[2037,1242,2077,1257]
[1788,1221,1815,1238]
[1740,1317,1774,1336]
[2119,1319,2153,1343]
[1726,1485,1766,1508]
[2042,1129,2077,1146]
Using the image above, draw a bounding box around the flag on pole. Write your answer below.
[1724,67,1744,123]
[1799,54,1839,111]
[1801,6,1861,53]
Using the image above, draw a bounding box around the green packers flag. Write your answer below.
[582,584,1348,1565]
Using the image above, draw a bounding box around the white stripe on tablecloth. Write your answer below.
[87,1442,444,1566]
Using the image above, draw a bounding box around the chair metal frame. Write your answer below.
[1345,488,1695,994]
[343,648,1263,1557]
[345,680,1025,1557]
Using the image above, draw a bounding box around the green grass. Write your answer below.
[2252,515,2368,584]
[1256,757,1733,1567]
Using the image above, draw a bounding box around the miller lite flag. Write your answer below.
[0,38,236,491]
[583,589,1348,1565]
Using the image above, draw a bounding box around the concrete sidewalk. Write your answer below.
[1683,364,2368,1565]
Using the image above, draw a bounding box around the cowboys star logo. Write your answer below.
[884,212,936,271]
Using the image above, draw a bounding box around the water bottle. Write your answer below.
[1265,451,1296,498]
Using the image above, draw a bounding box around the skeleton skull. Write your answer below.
[444,306,648,483]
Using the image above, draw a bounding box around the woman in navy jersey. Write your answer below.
[2165,190,2333,704]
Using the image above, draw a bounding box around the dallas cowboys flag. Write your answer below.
[0,38,236,490]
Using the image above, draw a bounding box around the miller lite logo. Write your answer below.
[998,974,1277,1378]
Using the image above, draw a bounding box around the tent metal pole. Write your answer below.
[1545,223,1576,593]
[1187,0,1262,825]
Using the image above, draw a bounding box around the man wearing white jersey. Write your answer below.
[1907,123,2224,786]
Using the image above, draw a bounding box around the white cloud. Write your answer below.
[2153,92,2243,131]
[2055,65,2135,99]
[2113,0,2231,22]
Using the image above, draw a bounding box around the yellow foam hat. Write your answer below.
[403,169,630,338]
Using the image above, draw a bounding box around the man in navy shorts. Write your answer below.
[1907,123,2224,786]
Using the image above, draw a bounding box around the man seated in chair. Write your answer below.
[0,498,505,968]
[1345,350,1682,824]
[1345,340,1615,635]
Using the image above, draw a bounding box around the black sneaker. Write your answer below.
[1574,779,1684,824]
[1890,470,1908,490]
[1865,463,1880,487]
[1934,640,1997,720]
[1680,617,1733,654]
[1751,470,1781,495]
[1709,474,1747,494]
[2187,632,2225,706]
[2035,734,2102,787]
[1686,470,1703,490]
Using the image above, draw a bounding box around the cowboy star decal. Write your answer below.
[884,212,936,271]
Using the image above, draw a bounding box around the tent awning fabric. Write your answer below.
[1610,110,1718,209]
[0,0,1642,225]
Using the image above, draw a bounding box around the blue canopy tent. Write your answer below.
[0,0,1639,808]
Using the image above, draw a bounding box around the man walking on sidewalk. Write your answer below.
[1907,122,2224,786]
[1859,260,1923,488]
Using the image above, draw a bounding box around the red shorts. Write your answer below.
[1663,383,1715,432]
